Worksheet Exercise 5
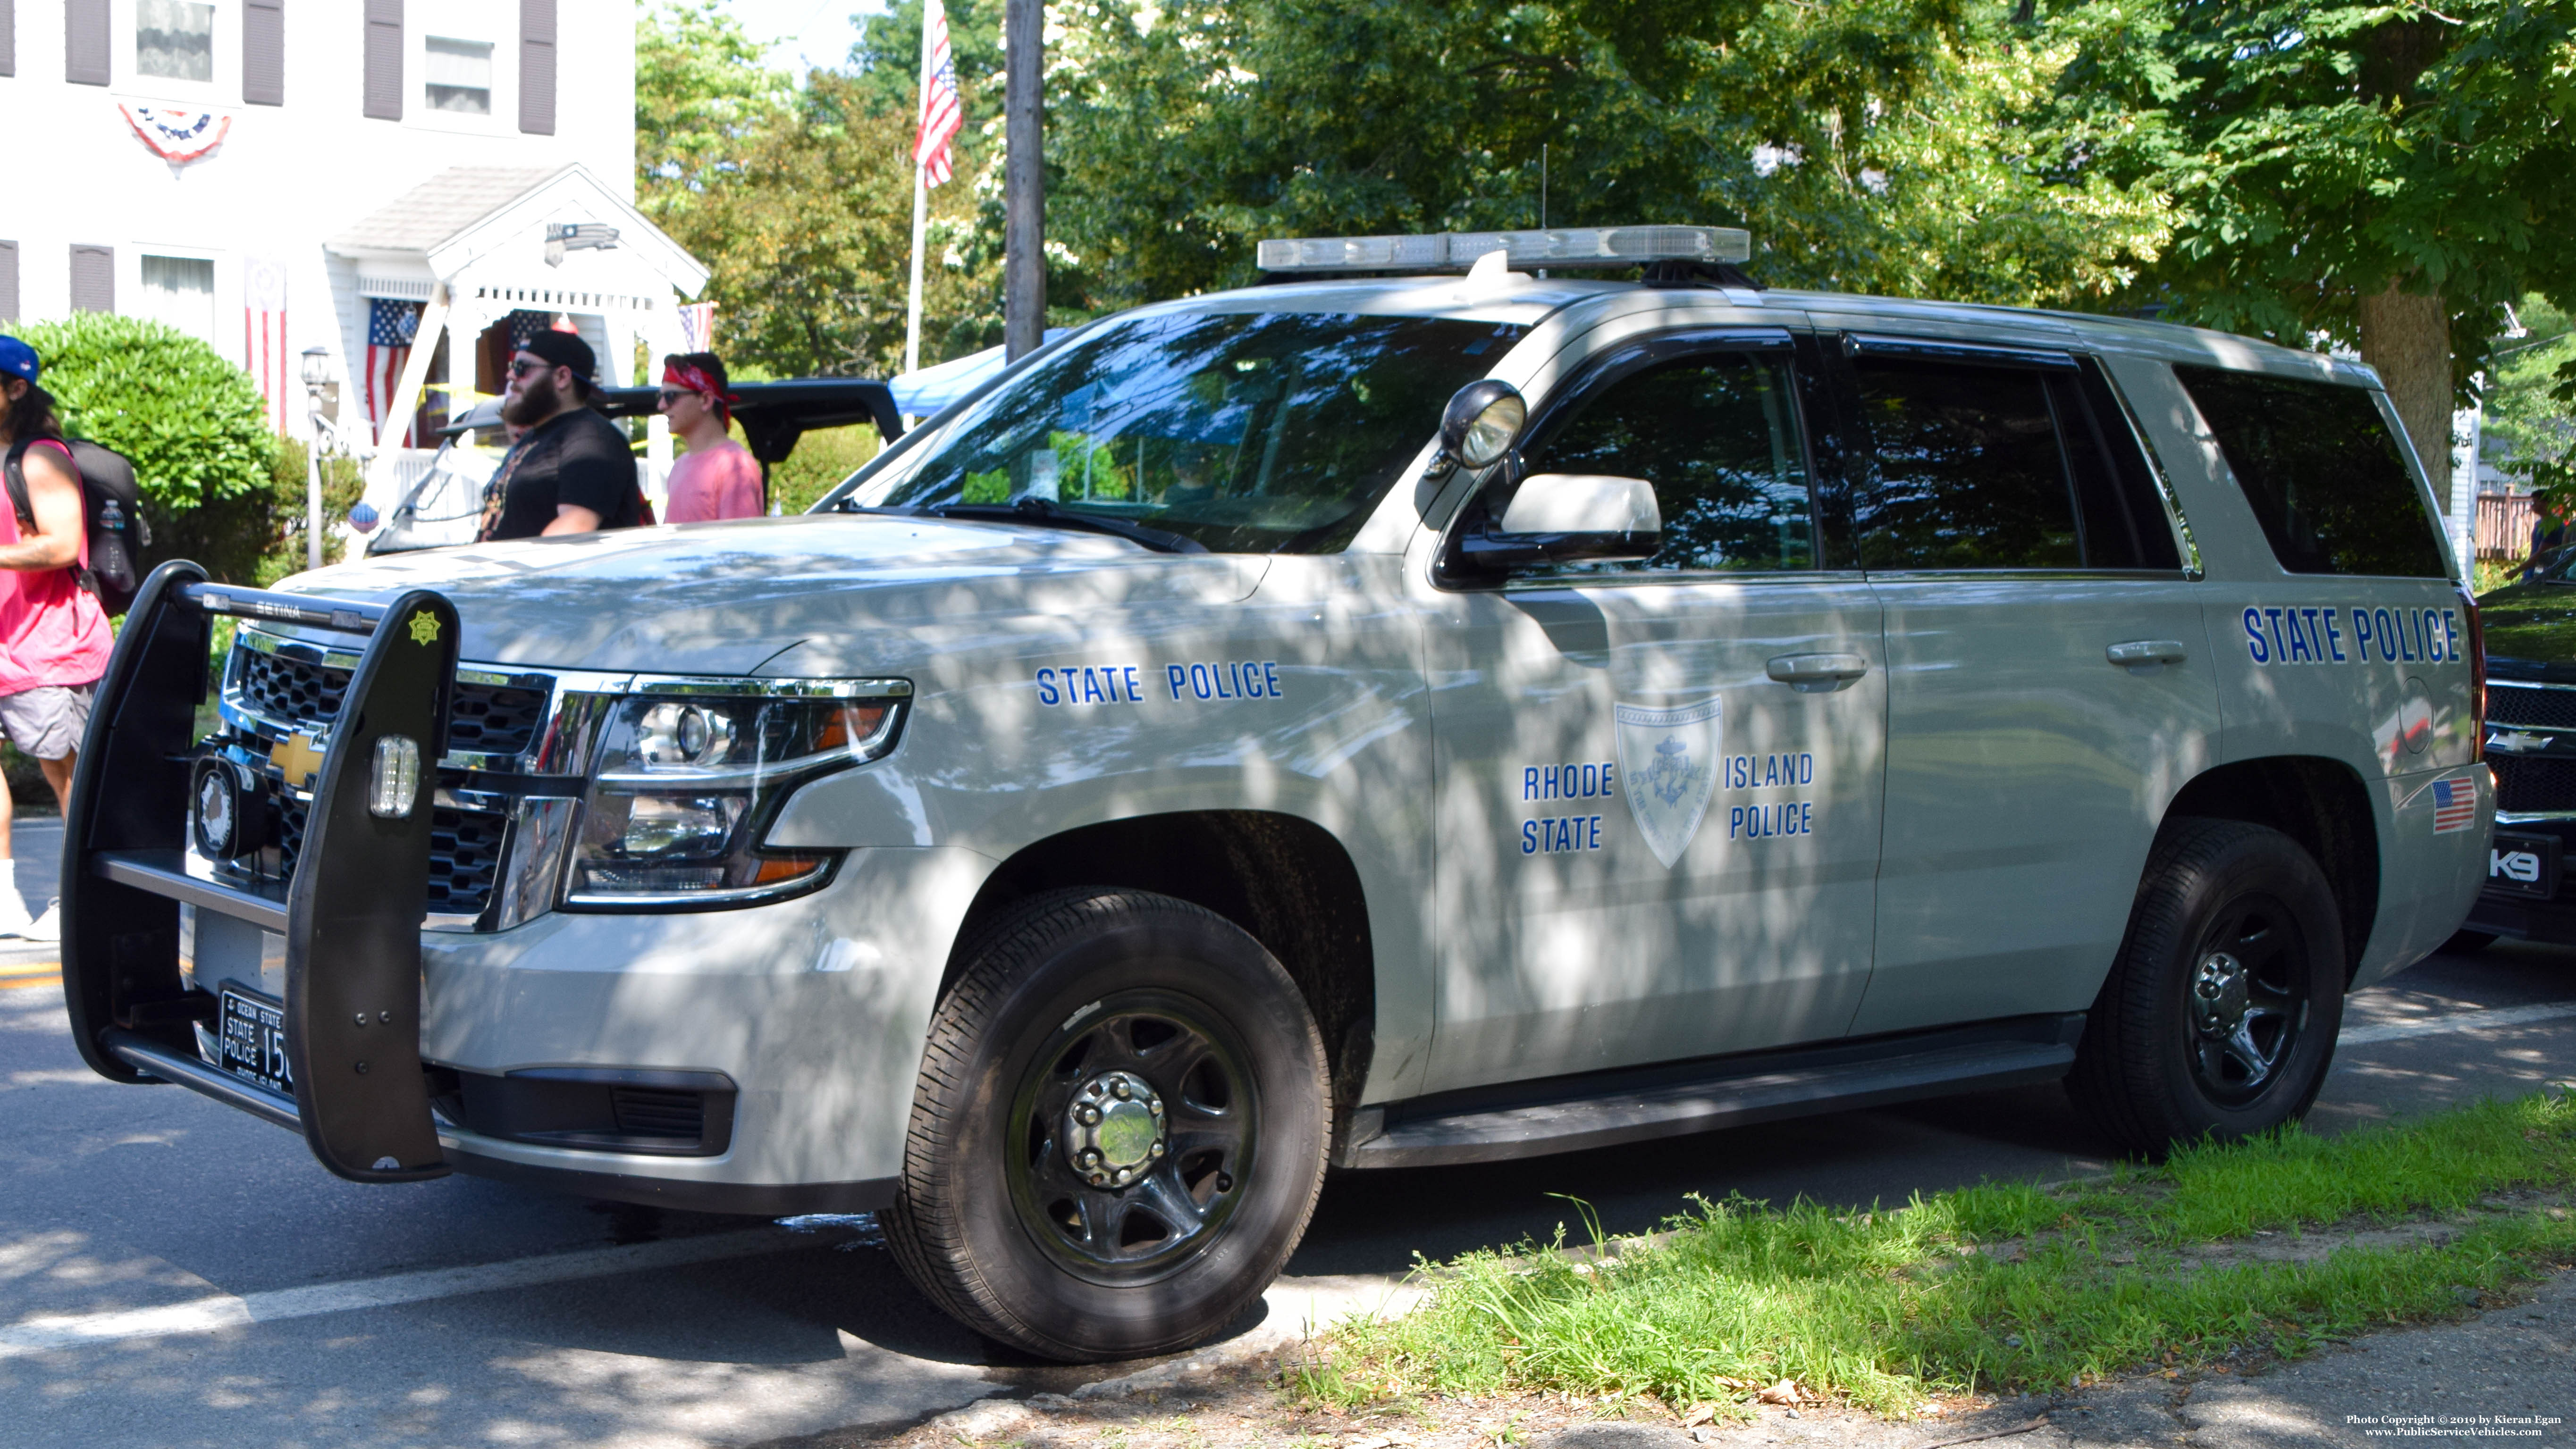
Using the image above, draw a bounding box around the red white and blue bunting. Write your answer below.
[119,103,231,164]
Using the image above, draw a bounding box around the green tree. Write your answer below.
[1041,0,2169,313]
[636,0,795,225]
[657,71,1001,377]
[2054,0,2576,495]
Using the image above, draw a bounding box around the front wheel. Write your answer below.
[2067,818,2345,1156]
[884,889,1330,1361]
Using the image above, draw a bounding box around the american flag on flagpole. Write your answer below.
[363,297,424,448]
[914,0,964,186]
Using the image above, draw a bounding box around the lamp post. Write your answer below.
[299,347,331,572]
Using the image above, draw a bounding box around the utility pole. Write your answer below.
[1003,0,1044,362]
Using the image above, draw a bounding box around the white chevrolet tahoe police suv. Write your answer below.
[65,226,2490,1363]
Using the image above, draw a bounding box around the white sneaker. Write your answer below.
[19,903,59,943]
[0,894,34,939]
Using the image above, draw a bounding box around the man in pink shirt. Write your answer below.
[0,337,112,942]
[657,353,766,523]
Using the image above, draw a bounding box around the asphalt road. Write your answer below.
[7,870,2576,1448]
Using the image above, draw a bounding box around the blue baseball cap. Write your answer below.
[0,336,35,385]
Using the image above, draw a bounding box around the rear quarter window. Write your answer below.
[2173,365,2448,578]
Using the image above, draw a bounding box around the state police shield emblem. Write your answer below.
[1614,697,1721,869]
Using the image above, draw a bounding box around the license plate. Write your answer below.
[2488,831,2563,901]
[218,988,294,1096]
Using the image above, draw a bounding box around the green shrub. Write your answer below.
[13,313,274,510]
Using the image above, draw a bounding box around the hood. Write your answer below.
[2478,577,2576,678]
[268,515,1271,676]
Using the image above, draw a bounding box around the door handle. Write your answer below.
[2107,639,2188,668]
[1766,653,1869,693]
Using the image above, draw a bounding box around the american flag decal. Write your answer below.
[2430,775,2479,835]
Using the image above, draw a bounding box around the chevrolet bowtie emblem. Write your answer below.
[269,731,328,788]
[2490,730,2553,755]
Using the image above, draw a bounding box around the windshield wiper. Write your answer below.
[925,496,1209,554]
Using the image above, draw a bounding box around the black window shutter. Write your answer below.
[0,242,18,325]
[65,0,108,84]
[1,0,17,79]
[364,0,402,119]
[244,0,285,105]
[518,0,556,134]
[69,246,113,313]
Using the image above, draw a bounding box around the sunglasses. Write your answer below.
[656,388,698,404]
[508,358,562,378]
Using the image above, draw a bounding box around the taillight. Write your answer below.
[2463,586,2486,762]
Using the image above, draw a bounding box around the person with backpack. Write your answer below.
[473,331,646,541]
[0,336,112,942]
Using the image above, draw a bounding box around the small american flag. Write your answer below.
[363,297,423,447]
[2431,776,2479,834]
[914,0,964,187]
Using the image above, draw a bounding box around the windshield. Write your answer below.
[843,309,1526,553]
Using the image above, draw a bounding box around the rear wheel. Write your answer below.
[2067,818,2345,1156]
[884,889,1330,1361]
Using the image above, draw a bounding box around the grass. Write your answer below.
[1313,1095,2576,1420]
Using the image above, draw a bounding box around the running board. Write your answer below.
[1341,1015,2085,1169]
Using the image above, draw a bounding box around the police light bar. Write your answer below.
[1256,225,1751,274]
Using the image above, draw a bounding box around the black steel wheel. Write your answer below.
[2068,818,2345,1156]
[884,888,1329,1362]
[1006,988,1259,1282]
[2181,892,2314,1108]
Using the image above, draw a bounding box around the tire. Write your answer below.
[2443,929,2499,955]
[883,888,1330,1362]
[2066,818,2346,1157]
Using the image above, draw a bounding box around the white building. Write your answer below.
[0,0,707,504]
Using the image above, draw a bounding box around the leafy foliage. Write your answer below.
[639,1,1002,377]
[13,312,274,510]
[1040,0,2169,312]
[637,0,795,222]
[2052,0,2576,484]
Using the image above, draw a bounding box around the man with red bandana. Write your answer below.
[657,352,765,523]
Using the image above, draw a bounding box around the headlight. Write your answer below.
[562,683,905,908]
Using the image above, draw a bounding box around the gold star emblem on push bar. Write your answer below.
[408,610,440,646]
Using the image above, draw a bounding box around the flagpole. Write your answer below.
[904,161,929,377]
[902,6,936,379]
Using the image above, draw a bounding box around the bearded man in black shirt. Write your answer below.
[475,330,645,541]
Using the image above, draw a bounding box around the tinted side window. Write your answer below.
[1852,357,2081,570]
[1526,349,1818,574]
[2173,365,2447,578]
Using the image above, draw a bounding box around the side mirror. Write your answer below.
[1458,473,1662,570]
[1437,380,1526,471]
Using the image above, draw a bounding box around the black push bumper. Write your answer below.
[64,561,463,1182]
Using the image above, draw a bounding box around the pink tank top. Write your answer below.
[0,439,112,693]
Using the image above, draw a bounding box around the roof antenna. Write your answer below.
[1537,145,1549,278]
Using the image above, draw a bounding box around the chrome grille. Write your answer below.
[232,644,551,759]
[2487,684,2576,733]
[2494,756,2576,814]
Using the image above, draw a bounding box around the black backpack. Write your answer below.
[3,438,149,617]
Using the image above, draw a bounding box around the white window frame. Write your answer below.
[405,1,514,137]
[125,242,235,362]
[114,0,236,107]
